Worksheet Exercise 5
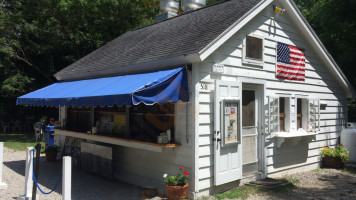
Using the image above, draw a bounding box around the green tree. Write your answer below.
[295,0,356,121]
[294,0,356,89]
[0,0,159,98]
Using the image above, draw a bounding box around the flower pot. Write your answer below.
[322,156,344,169]
[166,184,188,200]
[45,151,57,162]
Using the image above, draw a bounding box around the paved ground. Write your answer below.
[0,147,143,200]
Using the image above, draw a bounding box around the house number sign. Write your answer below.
[200,83,209,91]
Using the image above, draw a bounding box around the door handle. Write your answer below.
[213,131,221,142]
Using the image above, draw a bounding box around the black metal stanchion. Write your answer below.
[32,143,41,200]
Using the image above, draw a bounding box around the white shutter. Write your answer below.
[308,99,320,131]
[214,80,242,186]
[268,96,279,134]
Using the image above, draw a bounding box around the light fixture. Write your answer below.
[273,5,285,14]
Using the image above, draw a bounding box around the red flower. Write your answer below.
[339,144,343,147]
[184,171,189,176]
[179,166,183,170]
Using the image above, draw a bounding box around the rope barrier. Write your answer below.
[31,149,62,195]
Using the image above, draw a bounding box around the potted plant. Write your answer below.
[320,144,350,169]
[163,166,189,200]
[45,146,59,161]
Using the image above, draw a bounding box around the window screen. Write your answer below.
[246,36,263,60]
[242,90,255,127]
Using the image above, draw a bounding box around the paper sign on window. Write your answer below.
[221,100,240,146]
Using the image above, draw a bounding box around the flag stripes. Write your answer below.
[276,42,305,81]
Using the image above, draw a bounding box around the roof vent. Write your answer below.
[182,0,206,12]
[155,0,179,23]
[160,0,179,13]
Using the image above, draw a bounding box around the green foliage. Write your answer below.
[207,0,224,5]
[320,144,350,162]
[281,177,299,184]
[0,0,159,100]
[294,0,356,90]
[163,166,189,186]
[1,73,33,97]
[214,185,262,200]
[314,168,326,173]
[0,133,45,152]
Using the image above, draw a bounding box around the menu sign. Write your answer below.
[222,100,240,146]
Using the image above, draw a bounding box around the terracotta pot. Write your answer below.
[45,151,57,162]
[166,184,188,200]
[322,156,344,169]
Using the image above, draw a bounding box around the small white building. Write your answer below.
[18,0,355,198]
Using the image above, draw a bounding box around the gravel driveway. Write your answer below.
[2,147,356,200]
[246,168,356,200]
[0,147,143,200]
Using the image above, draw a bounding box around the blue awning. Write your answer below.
[17,67,189,107]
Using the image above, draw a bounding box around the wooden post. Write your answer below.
[62,156,71,200]
[17,147,35,200]
[0,142,7,189]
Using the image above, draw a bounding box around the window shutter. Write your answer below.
[268,96,279,134]
[308,99,320,131]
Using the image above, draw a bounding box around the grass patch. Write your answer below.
[0,133,45,152]
[314,168,326,173]
[282,177,299,184]
[197,196,211,200]
[342,167,356,175]
[214,185,263,200]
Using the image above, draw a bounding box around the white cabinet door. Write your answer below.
[214,80,242,186]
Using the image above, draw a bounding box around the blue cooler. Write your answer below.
[45,125,55,147]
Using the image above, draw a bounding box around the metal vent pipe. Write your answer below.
[182,0,206,12]
[160,0,180,14]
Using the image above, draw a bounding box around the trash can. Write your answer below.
[45,125,55,148]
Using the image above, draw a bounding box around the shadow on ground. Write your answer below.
[4,155,144,200]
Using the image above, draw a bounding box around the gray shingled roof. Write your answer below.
[55,0,262,80]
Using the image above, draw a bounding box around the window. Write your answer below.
[243,35,264,66]
[297,99,302,129]
[268,96,320,134]
[65,103,176,144]
[242,90,255,127]
[269,97,279,133]
[279,97,286,132]
[246,36,263,60]
[309,100,320,131]
[130,103,175,143]
[67,106,91,132]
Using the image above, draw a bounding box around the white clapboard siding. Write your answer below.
[199,156,214,168]
[199,124,213,136]
[195,5,349,194]
[267,155,321,174]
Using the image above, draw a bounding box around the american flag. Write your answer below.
[276,42,305,81]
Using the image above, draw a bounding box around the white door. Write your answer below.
[214,80,242,186]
